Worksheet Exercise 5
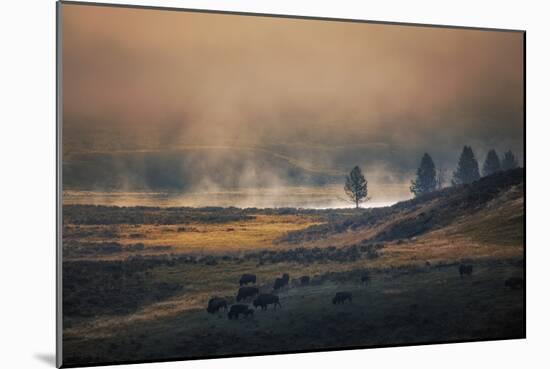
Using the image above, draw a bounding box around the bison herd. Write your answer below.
[206,272,354,320]
[206,264,522,320]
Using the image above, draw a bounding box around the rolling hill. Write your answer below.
[279,168,524,250]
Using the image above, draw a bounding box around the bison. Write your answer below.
[360,272,370,284]
[239,273,257,286]
[236,286,259,302]
[273,278,286,290]
[253,293,281,310]
[227,304,250,320]
[332,291,352,304]
[299,275,310,286]
[459,264,473,277]
[504,277,524,290]
[273,273,290,290]
[206,297,228,314]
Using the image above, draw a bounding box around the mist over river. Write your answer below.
[63,183,411,209]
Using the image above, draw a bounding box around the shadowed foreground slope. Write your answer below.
[62,169,524,366]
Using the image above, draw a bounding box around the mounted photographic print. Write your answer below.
[57,1,525,367]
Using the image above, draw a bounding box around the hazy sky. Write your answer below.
[61,3,524,194]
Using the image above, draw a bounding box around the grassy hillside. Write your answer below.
[279,168,524,247]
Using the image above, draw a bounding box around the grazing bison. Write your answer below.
[505,277,524,290]
[253,293,281,310]
[360,272,370,284]
[459,264,473,277]
[236,286,259,302]
[244,308,255,318]
[299,275,310,286]
[332,291,352,304]
[273,273,290,290]
[228,304,250,320]
[239,273,257,286]
[273,278,286,290]
[206,297,228,314]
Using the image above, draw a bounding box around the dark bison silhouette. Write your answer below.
[236,286,259,302]
[332,291,352,304]
[459,264,473,277]
[274,273,290,290]
[504,277,524,290]
[361,272,370,284]
[228,304,251,320]
[239,273,256,286]
[253,293,281,310]
[299,275,310,286]
[206,297,228,314]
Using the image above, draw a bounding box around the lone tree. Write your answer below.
[410,153,437,197]
[344,166,369,208]
[452,146,480,185]
[501,150,519,171]
[482,149,501,176]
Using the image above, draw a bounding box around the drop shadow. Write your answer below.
[34,353,56,367]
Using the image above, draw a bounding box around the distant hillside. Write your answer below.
[280,168,524,247]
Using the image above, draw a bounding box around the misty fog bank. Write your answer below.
[61,5,524,210]
[63,182,409,209]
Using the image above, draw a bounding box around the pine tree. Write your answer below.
[501,150,519,171]
[344,166,369,208]
[410,153,437,197]
[482,149,501,176]
[452,146,480,185]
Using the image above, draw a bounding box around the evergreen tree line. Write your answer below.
[410,147,519,197]
[343,147,519,208]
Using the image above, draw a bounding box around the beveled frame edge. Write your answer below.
[56,1,63,367]
[58,0,526,33]
[54,1,526,368]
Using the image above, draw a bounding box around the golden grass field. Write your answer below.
[63,214,523,263]
[63,214,322,259]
